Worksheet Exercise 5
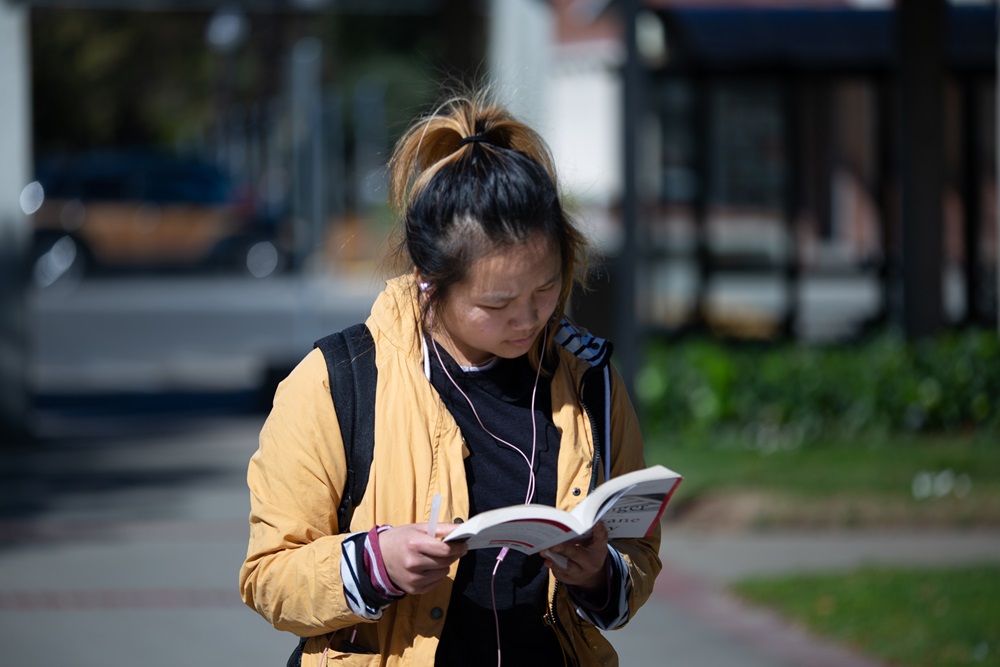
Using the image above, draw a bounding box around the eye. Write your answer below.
[538,282,559,294]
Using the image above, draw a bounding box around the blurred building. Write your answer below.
[8,0,997,419]
[529,0,998,343]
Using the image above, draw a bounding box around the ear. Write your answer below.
[413,268,432,294]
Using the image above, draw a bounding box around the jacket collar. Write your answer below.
[552,319,611,369]
[368,275,423,359]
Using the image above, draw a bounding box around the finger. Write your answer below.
[411,541,468,570]
[551,541,604,572]
[416,539,467,561]
[542,549,569,570]
[415,564,453,581]
[433,523,464,539]
[418,553,465,572]
[577,523,608,549]
[590,522,609,546]
[409,522,464,540]
[591,521,608,541]
[401,524,462,551]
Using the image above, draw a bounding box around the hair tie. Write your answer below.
[460,133,489,147]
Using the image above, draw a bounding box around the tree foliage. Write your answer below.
[30,7,485,155]
[32,9,216,152]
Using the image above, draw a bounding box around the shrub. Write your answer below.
[637,329,1000,447]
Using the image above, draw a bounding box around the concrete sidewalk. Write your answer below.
[2,414,998,666]
[662,529,1000,585]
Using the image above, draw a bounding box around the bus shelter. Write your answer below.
[632,3,997,341]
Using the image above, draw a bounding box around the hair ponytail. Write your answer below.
[389,93,559,213]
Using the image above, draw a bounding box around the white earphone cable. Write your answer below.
[428,324,550,667]
[428,329,546,506]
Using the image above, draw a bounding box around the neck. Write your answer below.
[422,309,497,367]
[429,329,495,368]
[463,355,497,369]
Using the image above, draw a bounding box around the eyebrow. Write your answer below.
[480,273,561,302]
[540,272,562,289]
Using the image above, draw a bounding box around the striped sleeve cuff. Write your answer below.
[340,529,404,620]
[364,525,406,598]
[568,546,631,630]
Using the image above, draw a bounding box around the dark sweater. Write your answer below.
[428,341,565,666]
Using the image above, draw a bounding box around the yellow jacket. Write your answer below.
[240,275,661,666]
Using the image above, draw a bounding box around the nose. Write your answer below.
[510,296,540,331]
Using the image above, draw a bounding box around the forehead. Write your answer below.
[462,235,560,295]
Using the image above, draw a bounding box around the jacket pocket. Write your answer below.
[321,652,380,666]
[302,631,379,667]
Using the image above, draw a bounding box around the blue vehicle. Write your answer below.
[30,150,288,286]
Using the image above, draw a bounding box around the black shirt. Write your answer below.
[427,340,565,666]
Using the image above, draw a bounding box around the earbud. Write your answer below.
[419,281,432,293]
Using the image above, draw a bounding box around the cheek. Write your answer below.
[539,290,561,319]
[455,308,501,337]
[475,313,507,336]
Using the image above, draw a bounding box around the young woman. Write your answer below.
[240,93,661,666]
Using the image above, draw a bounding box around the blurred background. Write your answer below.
[1,1,998,666]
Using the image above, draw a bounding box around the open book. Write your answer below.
[443,464,682,554]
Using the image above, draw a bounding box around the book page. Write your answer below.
[443,465,682,552]
[571,466,682,539]
[452,519,580,553]
[570,483,637,526]
[444,505,587,553]
[598,480,675,539]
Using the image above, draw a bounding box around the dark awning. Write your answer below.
[657,5,997,73]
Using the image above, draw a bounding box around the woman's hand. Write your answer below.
[542,521,609,592]
[378,523,468,595]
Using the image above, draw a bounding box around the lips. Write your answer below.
[507,332,536,347]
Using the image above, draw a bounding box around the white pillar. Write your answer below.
[487,0,553,133]
[0,3,30,218]
[0,1,32,439]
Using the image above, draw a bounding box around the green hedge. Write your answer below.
[637,329,1000,447]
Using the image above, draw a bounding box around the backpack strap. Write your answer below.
[552,318,614,491]
[314,322,377,533]
[579,363,613,491]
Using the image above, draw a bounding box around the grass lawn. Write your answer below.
[732,565,1000,667]
[644,432,1000,528]
[644,431,1000,665]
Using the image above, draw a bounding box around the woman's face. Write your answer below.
[433,233,562,366]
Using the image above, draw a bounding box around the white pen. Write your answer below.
[427,493,442,537]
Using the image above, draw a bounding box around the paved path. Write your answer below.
[3,414,998,666]
[0,416,292,666]
[661,529,1000,585]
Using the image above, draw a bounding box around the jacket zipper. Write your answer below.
[545,581,580,667]
[580,400,601,492]
[541,366,606,667]
[578,369,604,492]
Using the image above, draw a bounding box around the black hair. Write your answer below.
[388,93,589,359]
